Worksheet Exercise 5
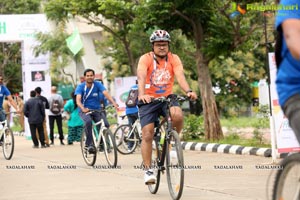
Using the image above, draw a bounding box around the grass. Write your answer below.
[183,116,271,148]
[187,134,271,148]
[220,117,269,129]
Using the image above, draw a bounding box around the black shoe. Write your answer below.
[50,141,54,145]
[87,145,96,154]
[60,140,65,145]
[68,142,73,145]
[33,145,39,148]
[41,145,47,148]
[45,144,50,147]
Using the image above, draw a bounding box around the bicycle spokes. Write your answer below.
[2,128,14,160]
[166,131,184,200]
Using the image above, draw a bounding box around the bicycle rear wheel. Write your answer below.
[2,128,14,160]
[166,130,184,200]
[80,130,97,166]
[114,124,138,154]
[148,138,161,194]
[103,129,118,167]
[273,153,300,200]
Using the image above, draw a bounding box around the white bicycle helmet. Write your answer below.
[149,30,171,43]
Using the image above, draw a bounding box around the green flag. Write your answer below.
[66,29,83,55]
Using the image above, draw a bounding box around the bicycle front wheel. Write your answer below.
[166,130,184,200]
[114,124,138,154]
[273,153,300,200]
[103,129,118,167]
[2,128,14,160]
[80,130,97,166]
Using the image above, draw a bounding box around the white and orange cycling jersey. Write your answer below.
[137,52,183,98]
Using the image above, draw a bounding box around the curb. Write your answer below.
[15,132,286,158]
[181,141,272,157]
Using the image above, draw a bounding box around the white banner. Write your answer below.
[269,52,300,153]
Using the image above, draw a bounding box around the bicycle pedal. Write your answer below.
[159,166,166,172]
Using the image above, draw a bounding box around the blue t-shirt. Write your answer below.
[99,92,108,107]
[125,84,138,115]
[275,0,300,107]
[75,81,106,110]
[0,85,11,109]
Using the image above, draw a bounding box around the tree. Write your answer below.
[135,0,267,140]
[34,22,83,87]
[0,0,41,93]
[42,0,269,140]
[44,0,144,75]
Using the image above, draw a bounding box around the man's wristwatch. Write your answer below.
[186,89,193,94]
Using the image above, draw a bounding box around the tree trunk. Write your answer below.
[123,39,137,75]
[196,50,223,140]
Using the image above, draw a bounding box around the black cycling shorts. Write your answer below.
[138,100,179,128]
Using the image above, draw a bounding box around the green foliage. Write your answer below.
[182,114,204,140]
[0,0,41,14]
[252,104,270,144]
[220,116,269,129]
[184,114,271,147]
[0,43,22,94]
[34,22,83,86]
[0,0,41,93]
[211,50,266,113]
[41,0,276,140]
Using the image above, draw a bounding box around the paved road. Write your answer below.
[0,136,281,200]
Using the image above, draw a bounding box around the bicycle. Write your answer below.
[114,115,142,154]
[143,94,187,200]
[80,108,118,167]
[272,152,300,200]
[0,112,15,160]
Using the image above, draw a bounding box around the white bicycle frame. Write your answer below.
[91,117,109,149]
[127,118,142,142]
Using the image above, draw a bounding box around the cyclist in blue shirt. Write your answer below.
[0,75,20,145]
[275,0,300,143]
[75,69,118,153]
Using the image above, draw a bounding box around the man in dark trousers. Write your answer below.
[24,90,46,148]
[35,87,50,147]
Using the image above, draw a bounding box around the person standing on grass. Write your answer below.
[0,75,20,145]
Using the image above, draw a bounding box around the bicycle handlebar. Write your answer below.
[152,94,188,103]
[86,105,114,115]
[138,94,189,106]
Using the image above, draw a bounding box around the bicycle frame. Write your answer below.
[91,114,108,148]
[81,107,118,167]
[147,94,186,200]
[155,111,172,170]
[128,119,142,142]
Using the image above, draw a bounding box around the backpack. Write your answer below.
[50,99,61,114]
[125,88,138,107]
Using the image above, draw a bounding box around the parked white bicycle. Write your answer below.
[114,115,142,154]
